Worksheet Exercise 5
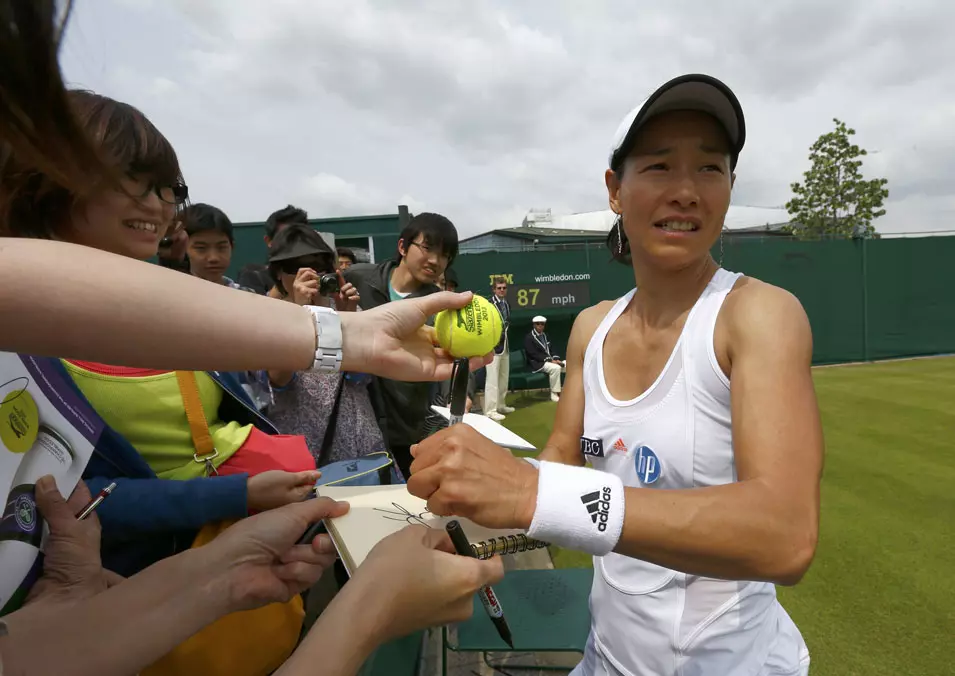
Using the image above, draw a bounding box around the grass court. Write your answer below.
[499,357,955,676]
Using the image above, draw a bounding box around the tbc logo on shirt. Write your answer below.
[635,446,661,485]
[580,437,604,457]
[580,487,612,531]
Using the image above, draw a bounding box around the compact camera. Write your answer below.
[318,273,341,295]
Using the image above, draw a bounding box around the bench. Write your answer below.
[507,349,549,392]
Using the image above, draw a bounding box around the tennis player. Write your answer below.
[409,74,823,676]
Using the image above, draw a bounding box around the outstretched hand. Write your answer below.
[204,496,350,612]
[246,469,322,512]
[276,524,505,675]
[340,291,493,382]
[348,525,505,641]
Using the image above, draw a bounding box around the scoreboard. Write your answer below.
[505,281,591,310]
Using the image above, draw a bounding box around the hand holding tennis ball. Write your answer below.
[434,295,503,358]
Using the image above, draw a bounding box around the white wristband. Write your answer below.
[526,460,625,556]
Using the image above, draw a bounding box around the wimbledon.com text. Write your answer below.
[534,273,591,283]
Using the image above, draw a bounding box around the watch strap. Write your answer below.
[304,305,343,372]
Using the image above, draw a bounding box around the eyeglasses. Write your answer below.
[410,240,449,262]
[127,177,189,205]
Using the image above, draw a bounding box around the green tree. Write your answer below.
[785,118,889,240]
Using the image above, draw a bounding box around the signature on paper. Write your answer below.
[373,502,435,528]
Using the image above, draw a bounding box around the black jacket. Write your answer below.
[237,263,274,295]
[524,330,557,372]
[344,260,440,447]
[490,295,510,356]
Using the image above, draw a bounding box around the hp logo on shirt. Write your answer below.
[635,446,661,485]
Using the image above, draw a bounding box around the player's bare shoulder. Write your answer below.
[575,300,617,339]
[723,277,808,328]
[565,300,618,362]
[718,276,812,362]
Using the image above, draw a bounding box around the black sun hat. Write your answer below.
[268,224,335,263]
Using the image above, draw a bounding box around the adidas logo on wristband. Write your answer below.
[580,487,612,532]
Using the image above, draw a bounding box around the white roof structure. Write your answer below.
[520,205,791,233]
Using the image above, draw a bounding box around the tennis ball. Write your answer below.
[434,295,503,358]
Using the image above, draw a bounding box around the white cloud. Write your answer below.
[299,173,425,219]
[301,173,363,210]
[147,77,180,98]
[58,0,955,239]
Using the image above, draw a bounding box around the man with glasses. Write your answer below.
[485,276,513,421]
[344,212,459,478]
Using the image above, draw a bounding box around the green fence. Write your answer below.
[228,212,405,278]
[449,236,955,366]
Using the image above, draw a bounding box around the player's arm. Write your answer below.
[535,304,608,466]
[611,283,823,584]
[409,287,822,585]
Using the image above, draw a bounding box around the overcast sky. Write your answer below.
[59,0,954,237]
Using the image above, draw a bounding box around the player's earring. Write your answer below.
[615,215,624,255]
[719,227,725,267]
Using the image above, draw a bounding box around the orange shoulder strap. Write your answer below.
[175,371,217,470]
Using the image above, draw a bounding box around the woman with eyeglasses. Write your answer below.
[6,89,323,581]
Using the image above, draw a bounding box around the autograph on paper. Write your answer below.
[373,502,436,528]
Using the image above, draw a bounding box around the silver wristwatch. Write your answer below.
[304,305,343,372]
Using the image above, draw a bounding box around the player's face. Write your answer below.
[606,110,733,271]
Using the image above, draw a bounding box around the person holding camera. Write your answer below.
[265,225,387,468]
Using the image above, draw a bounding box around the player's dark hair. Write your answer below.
[606,165,631,265]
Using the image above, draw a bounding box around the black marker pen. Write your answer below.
[447,357,470,427]
[445,519,514,648]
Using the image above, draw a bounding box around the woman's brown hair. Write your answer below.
[2,89,185,238]
[0,2,107,214]
[1,2,184,237]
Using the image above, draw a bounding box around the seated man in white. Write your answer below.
[524,315,565,402]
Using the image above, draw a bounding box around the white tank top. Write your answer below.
[577,269,810,676]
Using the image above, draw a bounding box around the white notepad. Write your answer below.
[429,406,535,451]
[316,484,546,575]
